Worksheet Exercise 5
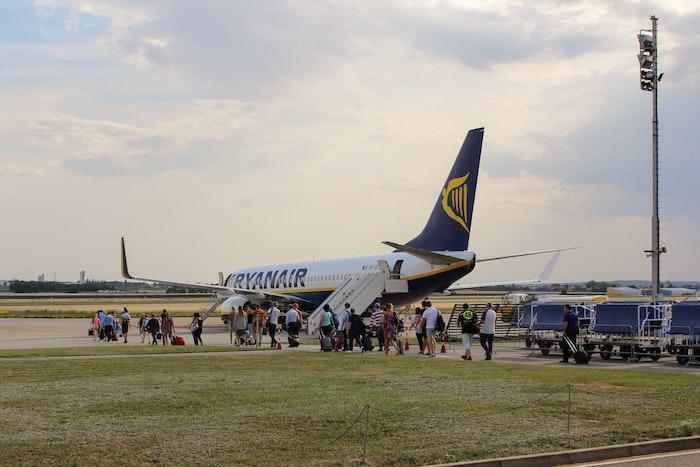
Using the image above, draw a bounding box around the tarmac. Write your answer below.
[0,318,699,374]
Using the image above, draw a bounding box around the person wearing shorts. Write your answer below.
[232,306,247,346]
[419,301,440,357]
[457,303,479,360]
[120,307,131,344]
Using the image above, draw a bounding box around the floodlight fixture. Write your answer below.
[637,33,655,52]
[638,53,654,69]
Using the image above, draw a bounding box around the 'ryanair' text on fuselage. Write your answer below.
[227,268,308,290]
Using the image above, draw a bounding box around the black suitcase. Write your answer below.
[288,334,300,348]
[361,335,374,352]
[564,335,591,364]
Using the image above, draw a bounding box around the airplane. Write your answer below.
[120,127,576,330]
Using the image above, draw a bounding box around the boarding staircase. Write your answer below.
[198,296,228,322]
[306,269,405,336]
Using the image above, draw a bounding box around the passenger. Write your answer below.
[370,303,385,350]
[419,300,439,358]
[102,311,116,342]
[233,306,247,346]
[161,310,174,345]
[382,303,400,355]
[339,302,352,352]
[267,302,280,348]
[561,304,580,364]
[97,310,106,340]
[319,304,334,338]
[227,309,235,345]
[479,303,497,360]
[349,308,365,351]
[138,314,148,343]
[90,312,101,341]
[252,304,266,347]
[285,303,302,345]
[189,312,204,346]
[245,305,254,344]
[120,307,131,344]
[457,303,479,360]
[408,306,425,354]
[147,314,160,345]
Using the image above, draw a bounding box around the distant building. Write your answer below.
[79,270,86,283]
[607,286,640,296]
[660,287,696,297]
[38,274,45,282]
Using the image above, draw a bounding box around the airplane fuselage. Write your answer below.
[225,250,476,309]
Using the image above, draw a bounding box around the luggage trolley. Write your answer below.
[587,302,669,361]
[665,302,700,365]
[519,302,596,358]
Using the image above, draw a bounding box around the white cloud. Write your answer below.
[0,0,698,283]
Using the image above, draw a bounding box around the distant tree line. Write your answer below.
[9,281,117,293]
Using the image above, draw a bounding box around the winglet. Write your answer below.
[121,237,134,280]
[218,272,224,286]
[537,251,561,282]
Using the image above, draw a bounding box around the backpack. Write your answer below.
[435,313,445,332]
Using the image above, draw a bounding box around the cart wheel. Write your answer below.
[677,355,690,365]
[620,345,630,361]
[525,337,532,348]
[600,345,612,360]
[541,348,550,356]
[650,347,661,362]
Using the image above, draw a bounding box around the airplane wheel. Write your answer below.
[600,345,612,360]
[677,355,690,365]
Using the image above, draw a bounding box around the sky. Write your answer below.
[0,0,698,284]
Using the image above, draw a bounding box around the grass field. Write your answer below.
[0,350,697,466]
[0,296,214,318]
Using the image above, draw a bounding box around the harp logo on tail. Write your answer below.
[441,173,470,233]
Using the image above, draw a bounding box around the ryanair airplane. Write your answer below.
[120,128,574,314]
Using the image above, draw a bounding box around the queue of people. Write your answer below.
[86,300,504,360]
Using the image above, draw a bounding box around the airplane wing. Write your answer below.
[448,251,562,291]
[120,238,305,301]
[475,247,577,263]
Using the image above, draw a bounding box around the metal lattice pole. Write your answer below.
[651,15,660,300]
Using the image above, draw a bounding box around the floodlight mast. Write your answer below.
[638,15,661,300]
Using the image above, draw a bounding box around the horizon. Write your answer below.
[1,1,699,283]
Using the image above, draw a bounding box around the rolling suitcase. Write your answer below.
[319,331,333,352]
[172,335,185,345]
[563,335,591,364]
[361,335,374,352]
[288,334,300,348]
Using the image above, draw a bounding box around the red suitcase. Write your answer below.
[172,336,185,345]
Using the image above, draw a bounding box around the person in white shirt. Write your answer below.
[479,303,497,360]
[418,300,440,357]
[267,302,280,348]
[339,302,352,352]
[285,303,302,336]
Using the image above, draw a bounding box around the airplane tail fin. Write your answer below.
[406,127,484,252]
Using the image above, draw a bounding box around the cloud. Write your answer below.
[24,100,261,175]
[0,0,697,282]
